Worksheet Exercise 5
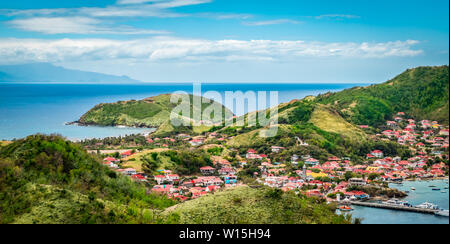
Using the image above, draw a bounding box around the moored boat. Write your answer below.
[383,199,412,207]
[339,205,353,211]
[416,202,440,210]
[435,210,449,217]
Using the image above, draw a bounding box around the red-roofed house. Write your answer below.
[200,166,216,175]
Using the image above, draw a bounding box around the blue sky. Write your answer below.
[0,0,448,83]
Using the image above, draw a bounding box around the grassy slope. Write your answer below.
[122,148,170,172]
[226,124,292,147]
[164,186,351,224]
[309,104,367,142]
[0,141,11,147]
[11,183,145,224]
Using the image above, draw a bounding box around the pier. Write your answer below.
[349,201,438,214]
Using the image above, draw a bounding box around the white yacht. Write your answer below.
[383,199,412,207]
[416,202,440,210]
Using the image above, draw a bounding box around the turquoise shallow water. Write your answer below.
[0,83,362,140]
[349,180,449,224]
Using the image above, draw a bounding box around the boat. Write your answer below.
[444,186,448,189]
[441,191,447,193]
[411,187,416,191]
[432,188,441,191]
[383,199,412,207]
[339,205,353,211]
[416,202,440,210]
[429,185,437,187]
[435,210,449,217]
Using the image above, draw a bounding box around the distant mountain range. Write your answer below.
[0,63,140,83]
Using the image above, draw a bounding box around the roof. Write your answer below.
[200,166,215,171]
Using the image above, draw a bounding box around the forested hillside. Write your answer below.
[0,135,175,224]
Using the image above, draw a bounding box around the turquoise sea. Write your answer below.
[0,83,361,141]
[349,180,449,224]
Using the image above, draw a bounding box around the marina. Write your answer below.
[345,180,449,224]
[349,201,439,214]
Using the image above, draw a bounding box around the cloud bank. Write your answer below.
[0,37,423,64]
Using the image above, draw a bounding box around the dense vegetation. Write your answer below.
[163,186,353,224]
[0,134,175,224]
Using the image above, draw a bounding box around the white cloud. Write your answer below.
[7,17,169,35]
[0,37,423,65]
[243,19,301,26]
[315,14,360,20]
[1,0,212,18]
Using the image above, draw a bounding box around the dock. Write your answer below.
[350,201,438,214]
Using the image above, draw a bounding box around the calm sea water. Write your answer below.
[0,83,361,141]
[349,180,449,224]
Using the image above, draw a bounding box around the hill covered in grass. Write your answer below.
[163,186,353,224]
[77,94,233,136]
[0,134,175,224]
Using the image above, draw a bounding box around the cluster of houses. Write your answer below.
[99,111,448,203]
[150,157,241,201]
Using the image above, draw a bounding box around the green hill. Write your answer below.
[317,65,449,126]
[77,94,233,136]
[163,186,352,224]
[215,66,447,161]
[0,134,175,224]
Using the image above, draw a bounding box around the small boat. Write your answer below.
[429,185,437,187]
[444,186,448,189]
[411,187,416,191]
[441,191,447,193]
[435,210,449,217]
[432,188,441,191]
[339,205,353,211]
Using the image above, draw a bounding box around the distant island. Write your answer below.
[0,63,140,84]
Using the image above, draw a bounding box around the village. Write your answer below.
[96,112,449,204]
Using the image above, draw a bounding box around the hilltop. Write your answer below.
[317,65,449,126]
[0,63,140,84]
[76,94,233,136]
